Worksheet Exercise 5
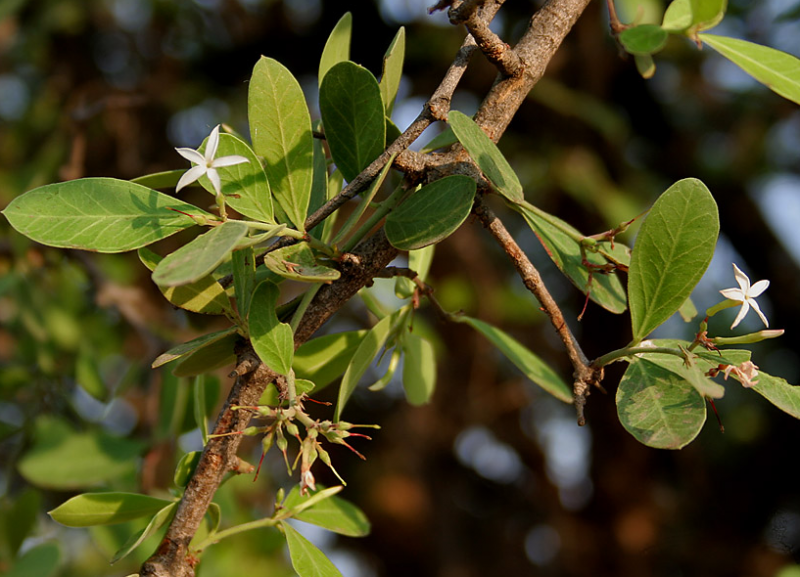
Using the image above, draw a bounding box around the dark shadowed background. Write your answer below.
[2,0,800,575]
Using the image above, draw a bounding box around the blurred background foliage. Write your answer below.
[2,0,800,575]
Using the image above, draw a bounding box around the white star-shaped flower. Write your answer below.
[719,263,770,329]
[175,125,249,197]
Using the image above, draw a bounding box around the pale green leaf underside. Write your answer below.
[380,26,405,114]
[516,203,628,314]
[2,178,207,253]
[320,61,386,183]
[152,220,249,287]
[617,358,706,449]
[461,316,572,402]
[249,56,313,231]
[139,248,232,315]
[385,175,476,250]
[48,492,173,527]
[701,34,800,106]
[283,486,371,537]
[402,333,436,405]
[628,178,718,342]
[319,12,352,87]
[282,521,344,577]
[448,110,523,204]
[752,372,800,419]
[249,281,294,375]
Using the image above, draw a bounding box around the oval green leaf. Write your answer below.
[111,503,177,564]
[2,178,208,253]
[263,243,341,283]
[281,521,344,577]
[619,24,668,56]
[448,110,523,204]
[319,12,352,86]
[385,175,476,250]
[628,178,718,342]
[19,417,146,489]
[751,372,800,419]
[616,358,706,449]
[152,220,249,287]
[460,316,572,403]
[320,61,386,183]
[700,34,800,106]
[249,281,294,375]
[48,492,173,527]
[139,248,232,315]
[402,333,436,405]
[249,56,313,231]
[283,486,371,537]
[380,27,405,114]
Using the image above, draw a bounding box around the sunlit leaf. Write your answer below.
[319,12,352,86]
[232,246,256,322]
[281,521,343,577]
[249,56,313,230]
[460,316,572,402]
[283,486,370,537]
[402,333,436,405]
[448,110,523,204]
[628,178,718,342]
[263,242,341,283]
[700,34,800,106]
[249,281,293,375]
[380,27,405,114]
[751,372,800,419]
[49,493,173,527]
[2,178,208,253]
[292,330,368,390]
[619,24,668,55]
[152,220,248,287]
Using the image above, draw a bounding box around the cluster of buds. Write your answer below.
[213,405,379,495]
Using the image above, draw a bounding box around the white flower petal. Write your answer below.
[731,263,750,291]
[175,147,206,165]
[176,165,207,192]
[749,299,769,328]
[205,125,221,162]
[207,168,223,196]
[719,288,744,301]
[749,279,770,297]
[730,300,750,329]
[212,155,249,168]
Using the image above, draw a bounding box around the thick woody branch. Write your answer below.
[450,0,522,77]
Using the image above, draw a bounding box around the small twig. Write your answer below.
[606,0,626,34]
[450,0,522,76]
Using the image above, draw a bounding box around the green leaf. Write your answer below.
[619,24,668,55]
[662,0,692,31]
[249,56,314,230]
[152,220,249,287]
[4,488,42,556]
[628,178,719,342]
[3,543,60,577]
[259,378,315,405]
[689,0,726,32]
[19,417,146,489]
[633,342,725,399]
[420,126,458,153]
[396,245,435,298]
[139,248,232,315]
[172,332,238,377]
[335,310,401,421]
[249,281,294,375]
[678,296,698,322]
[49,492,173,527]
[193,374,209,444]
[293,330,368,390]
[617,358,706,449]
[263,242,341,283]
[634,53,656,78]
[1,178,208,253]
[319,61,386,183]
[700,34,800,106]
[76,345,107,401]
[283,486,370,537]
[130,169,184,189]
[402,333,436,405]
[515,203,628,314]
[197,133,274,223]
[379,27,405,114]
[173,451,202,488]
[232,246,256,322]
[448,110,523,204]
[152,327,238,369]
[460,316,572,402]
[281,521,343,577]
[751,372,800,419]
[319,12,352,86]
[385,175,476,250]
[111,503,177,564]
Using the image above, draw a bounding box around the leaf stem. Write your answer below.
[592,345,689,368]
[341,183,409,253]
